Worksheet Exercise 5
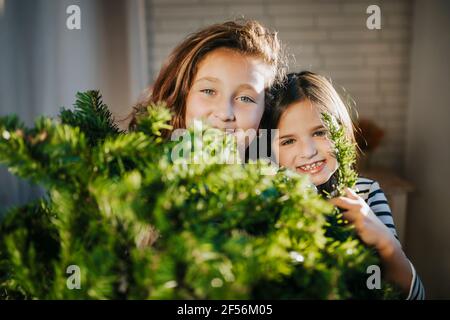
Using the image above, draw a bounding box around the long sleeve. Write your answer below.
[355,177,425,300]
[405,260,426,300]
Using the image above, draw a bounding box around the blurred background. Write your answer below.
[0,0,449,298]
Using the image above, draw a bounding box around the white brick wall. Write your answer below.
[145,0,413,171]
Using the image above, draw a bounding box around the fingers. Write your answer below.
[329,195,359,210]
[344,187,359,200]
[340,209,359,223]
[329,188,361,223]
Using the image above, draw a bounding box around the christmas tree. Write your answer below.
[0,91,400,299]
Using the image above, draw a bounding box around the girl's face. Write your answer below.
[273,99,338,186]
[185,48,268,148]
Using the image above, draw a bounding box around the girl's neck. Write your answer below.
[316,173,339,198]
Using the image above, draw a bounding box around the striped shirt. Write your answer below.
[355,177,425,300]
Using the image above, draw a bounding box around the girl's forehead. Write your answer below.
[194,48,273,87]
[279,100,323,129]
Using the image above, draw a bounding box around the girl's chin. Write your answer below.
[311,176,327,186]
[310,171,333,186]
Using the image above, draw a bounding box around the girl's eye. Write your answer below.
[280,138,295,146]
[313,130,327,137]
[237,96,256,104]
[200,89,215,96]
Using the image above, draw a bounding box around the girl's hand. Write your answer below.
[329,187,396,253]
[330,187,415,297]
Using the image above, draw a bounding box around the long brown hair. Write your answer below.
[128,19,286,135]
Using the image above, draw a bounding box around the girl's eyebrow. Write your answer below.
[237,84,258,92]
[194,79,258,93]
[311,124,326,131]
[194,77,220,84]
[279,133,295,140]
[279,125,325,140]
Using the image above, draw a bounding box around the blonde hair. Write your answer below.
[128,19,286,135]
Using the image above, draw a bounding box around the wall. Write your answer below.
[405,0,450,299]
[0,0,148,211]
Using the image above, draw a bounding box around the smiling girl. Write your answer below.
[265,71,425,299]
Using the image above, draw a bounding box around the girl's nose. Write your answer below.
[213,100,236,122]
[298,139,318,159]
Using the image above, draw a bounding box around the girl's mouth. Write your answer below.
[296,160,326,174]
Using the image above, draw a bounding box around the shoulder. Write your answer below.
[356,176,398,238]
[355,176,375,187]
[355,177,389,206]
[355,177,377,200]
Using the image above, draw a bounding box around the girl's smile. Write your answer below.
[296,159,327,175]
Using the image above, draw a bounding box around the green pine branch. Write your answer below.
[60,90,122,146]
[321,112,358,196]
